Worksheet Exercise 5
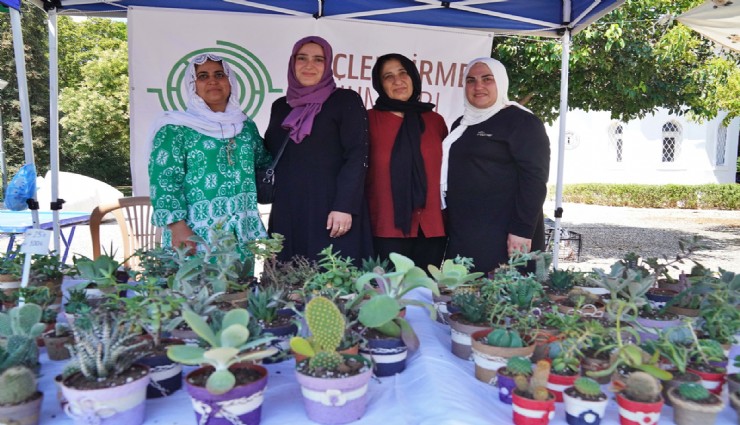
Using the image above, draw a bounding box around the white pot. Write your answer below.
[563,389,608,425]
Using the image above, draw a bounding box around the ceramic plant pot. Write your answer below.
[496,368,518,404]
[512,390,556,425]
[0,392,43,425]
[448,313,489,360]
[470,329,535,386]
[61,365,150,425]
[635,315,682,341]
[432,291,453,325]
[615,393,663,425]
[43,333,73,360]
[547,372,579,402]
[667,387,724,425]
[185,363,268,425]
[687,366,726,395]
[295,355,374,425]
[667,305,700,318]
[562,387,608,425]
[645,288,678,309]
[137,351,182,399]
[360,335,407,377]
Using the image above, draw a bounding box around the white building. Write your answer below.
[546,109,739,185]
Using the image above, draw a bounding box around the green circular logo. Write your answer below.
[147,41,282,118]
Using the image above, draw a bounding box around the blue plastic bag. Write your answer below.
[4,163,37,211]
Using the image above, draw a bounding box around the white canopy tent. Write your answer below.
[5,0,629,267]
[677,0,740,52]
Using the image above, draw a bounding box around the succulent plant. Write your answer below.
[514,360,551,401]
[506,356,532,376]
[0,303,46,369]
[167,308,277,395]
[486,328,524,348]
[548,269,576,292]
[573,377,603,397]
[451,292,488,324]
[677,382,711,401]
[290,296,346,371]
[0,366,37,405]
[623,371,662,403]
[566,287,600,306]
[427,258,483,290]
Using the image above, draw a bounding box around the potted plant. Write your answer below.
[0,303,46,370]
[447,291,491,360]
[112,276,185,398]
[511,360,556,425]
[304,245,361,299]
[470,325,535,386]
[555,288,604,317]
[167,307,277,425]
[613,371,664,425]
[61,310,152,425]
[43,323,74,361]
[562,377,608,425]
[667,382,725,425]
[247,283,298,363]
[290,296,374,425]
[545,268,577,300]
[642,325,701,405]
[496,356,531,404]
[427,256,483,322]
[28,251,66,303]
[686,333,727,395]
[352,253,439,376]
[62,288,93,326]
[0,364,43,425]
[0,247,21,307]
[546,339,582,402]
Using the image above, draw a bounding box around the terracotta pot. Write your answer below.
[512,390,556,425]
[360,335,407,377]
[667,386,724,425]
[0,391,43,425]
[562,387,608,425]
[580,355,611,385]
[687,366,726,395]
[556,302,605,318]
[615,393,663,425]
[470,329,535,386]
[572,286,609,296]
[61,364,150,425]
[447,313,490,360]
[295,355,373,425]
[547,372,579,402]
[667,305,700,318]
[185,363,267,425]
[662,371,701,407]
[216,290,248,307]
[43,333,73,360]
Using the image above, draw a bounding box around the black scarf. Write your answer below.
[371,54,435,235]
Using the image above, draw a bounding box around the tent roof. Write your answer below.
[677,0,740,52]
[39,0,625,37]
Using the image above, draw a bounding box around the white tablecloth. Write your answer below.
[37,289,738,424]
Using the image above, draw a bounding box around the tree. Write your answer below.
[0,3,49,179]
[58,16,126,88]
[494,0,739,124]
[59,41,130,186]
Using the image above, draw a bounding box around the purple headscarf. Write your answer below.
[282,36,337,143]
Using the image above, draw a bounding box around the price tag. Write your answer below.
[21,229,52,255]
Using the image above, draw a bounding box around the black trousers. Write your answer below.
[373,227,447,271]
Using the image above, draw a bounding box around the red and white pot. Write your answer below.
[687,366,725,395]
[616,393,663,425]
[546,372,579,402]
[512,391,556,425]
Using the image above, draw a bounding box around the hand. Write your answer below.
[169,221,197,254]
[327,211,352,238]
[507,233,532,257]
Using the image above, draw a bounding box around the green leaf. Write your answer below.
[358,295,400,328]
[206,369,236,395]
[182,309,218,347]
[203,347,239,369]
[221,308,250,329]
[167,345,205,365]
[220,324,250,348]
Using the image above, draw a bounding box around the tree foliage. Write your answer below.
[494,0,740,125]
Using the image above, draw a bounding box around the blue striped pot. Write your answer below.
[360,336,407,377]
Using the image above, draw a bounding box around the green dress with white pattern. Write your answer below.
[148,120,271,262]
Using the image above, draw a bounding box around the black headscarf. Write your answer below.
[371,53,435,236]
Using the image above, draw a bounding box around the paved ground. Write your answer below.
[3,203,738,276]
[546,201,740,274]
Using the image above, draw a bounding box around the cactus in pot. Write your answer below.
[0,365,38,406]
[514,360,552,401]
[0,303,46,369]
[614,371,664,425]
[563,377,608,425]
[668,382,724,425]
[487,328,525,348]
[290,296,348,372]
[511,360,556,425]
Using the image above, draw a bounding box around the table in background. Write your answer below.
[0,210,90,263]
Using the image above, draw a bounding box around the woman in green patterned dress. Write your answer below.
[148,53,271,263]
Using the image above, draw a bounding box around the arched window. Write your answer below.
[608,122,625,162]
[661,121,682,163]
[716,124,727,166]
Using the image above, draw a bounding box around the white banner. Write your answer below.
[129,6,493,195]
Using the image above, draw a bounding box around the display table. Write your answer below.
[36,289,738,424]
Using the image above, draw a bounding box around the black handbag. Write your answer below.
[256,133,290,204]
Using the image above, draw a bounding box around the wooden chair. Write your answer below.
[89,196,162,269]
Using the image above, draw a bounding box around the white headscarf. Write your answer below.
[148,53,248,143]
[440,57,530,208]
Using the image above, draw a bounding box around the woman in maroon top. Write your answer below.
[366,53,448,269]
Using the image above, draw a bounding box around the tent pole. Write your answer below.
[48,9,62,259]
[9,7,40,228]
[552,28,571,269]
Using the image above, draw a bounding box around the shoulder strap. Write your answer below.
[262,133,291,183]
